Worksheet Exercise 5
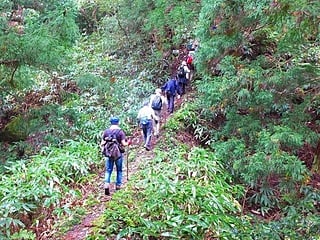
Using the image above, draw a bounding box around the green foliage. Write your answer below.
[92,147,248,239]
[10,229,35,240]
[0,140,99,238]
[165,102,217,145]
[213,121,311,215]
[233,146,309,215]
[144,1,200,46]
[250,201,320,239]
[194,0,319,220]
[213,138,247,176]
[0,0,80,95]
[0,0,319,238]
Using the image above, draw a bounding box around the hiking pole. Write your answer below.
[126,143,130,181]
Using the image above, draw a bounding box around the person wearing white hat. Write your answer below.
[149,88,167,137]
[137,101,156,151]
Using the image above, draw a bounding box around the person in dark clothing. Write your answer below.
[161,77,179,114]
[100,116,131,195]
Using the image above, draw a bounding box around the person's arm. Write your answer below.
[161,95,168,106]
[149,95,154,107]
[161,82,167,92]
[184,66,190,73]
[100,131,107,150]
[137,109,143,126]
[174,80,179,94]
[151,108,156,120]
[120,130,131,146]
[100,139,105,150]
[121,138,131,146]
[137,109,141,120]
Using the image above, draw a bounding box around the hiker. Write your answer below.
[186,52,195,82]
[192,39,199,51]
[187,39,199,51]
[177,61,190,95]
[149,88,167,137]
[100,116,131,195]
[161,76,179,114]
[137,101,156,151]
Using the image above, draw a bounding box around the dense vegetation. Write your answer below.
[0,0,319,239]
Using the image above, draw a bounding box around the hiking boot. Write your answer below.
[105,188,110,196]
[145,146,151,151]
[115,185,121,191]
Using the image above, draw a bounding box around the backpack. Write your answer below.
[177,66,185,77]
[102,129,124,160]
[140,116,149,126]
[164,78,176,96]
[187,55,193,65]
[151,95,162,110]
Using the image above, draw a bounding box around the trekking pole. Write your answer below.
[126,144,130,181]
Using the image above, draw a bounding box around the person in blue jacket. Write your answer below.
[161,76,179,114]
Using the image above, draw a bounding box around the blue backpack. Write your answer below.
[151,95,162,110]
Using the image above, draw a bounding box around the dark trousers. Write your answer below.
[141,120,152,148]
[178,77,187,95]
[167,93,175,114]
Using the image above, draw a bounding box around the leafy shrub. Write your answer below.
[250,202,320,239]
[92,147,249,239]
[0,140,99,238]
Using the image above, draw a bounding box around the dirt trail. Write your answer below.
[61,96,186,240]
[62,137,156,239]
[60,48,192,240]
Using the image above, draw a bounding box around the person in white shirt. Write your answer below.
[177,61,190,95]
[149,88,167,137]
[137,101,156,150]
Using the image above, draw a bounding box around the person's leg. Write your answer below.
[177,80,183,96]
[145,121,153,149]
[188,70,193,83]
[104,157,114,195]
[169,95,175,113]
[154,111,160,136]
[140,128,144,144]
[115,156,123,189]
[181,80,186,94]
[155,119,160,136]
[142,126,147,145]
[168,95,174,113]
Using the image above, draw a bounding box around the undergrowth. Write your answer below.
[90,145,248,239]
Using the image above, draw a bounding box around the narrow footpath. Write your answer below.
[59,46,194,240]
[61,96,186,240]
